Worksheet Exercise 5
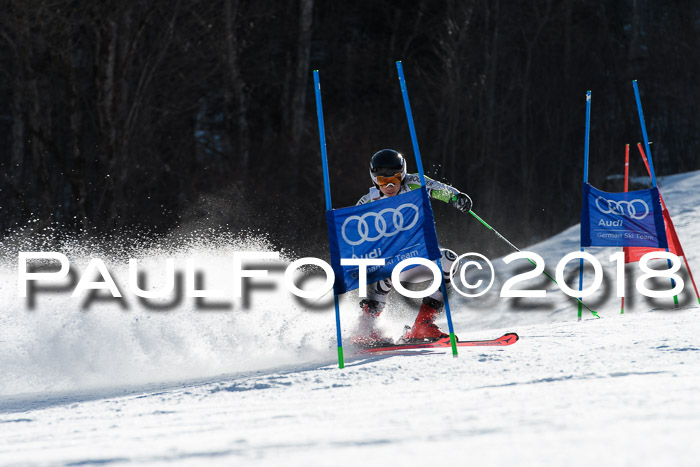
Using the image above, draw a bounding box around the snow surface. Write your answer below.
[1,170,699,466]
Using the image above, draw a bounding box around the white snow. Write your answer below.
[1,170,699,466]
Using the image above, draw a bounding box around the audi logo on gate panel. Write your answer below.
[595,196,650,220]
[341,203,420,246]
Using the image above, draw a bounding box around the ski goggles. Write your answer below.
[374,172,403,187]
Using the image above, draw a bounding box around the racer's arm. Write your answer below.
[406,174,473,212]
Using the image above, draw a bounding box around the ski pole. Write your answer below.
[468,210,599,318]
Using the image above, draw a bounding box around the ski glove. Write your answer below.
[450,192,472,213]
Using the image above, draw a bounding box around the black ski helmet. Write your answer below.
[369,149,407,186]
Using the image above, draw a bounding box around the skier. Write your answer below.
[352,149,472,346]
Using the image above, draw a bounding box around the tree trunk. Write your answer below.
[95,18,119,225]
[224,0,250,178]
[288,0,314,196]
[66,34,88,229]
[10,62,25,185]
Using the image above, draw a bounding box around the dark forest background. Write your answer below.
[1,0,698,258]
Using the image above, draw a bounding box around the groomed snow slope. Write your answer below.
[1,170,699,466]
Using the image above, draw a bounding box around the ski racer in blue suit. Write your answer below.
[351,149,472,346]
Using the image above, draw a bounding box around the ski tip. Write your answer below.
[500,332,519,344]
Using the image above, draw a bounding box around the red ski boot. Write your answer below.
[403,297,449,343]
[350,299,394,348]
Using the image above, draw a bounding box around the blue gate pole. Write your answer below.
[314,70,344,368]
[632,81,658,187]
[633,80,677,307]
[578,90,592,321]
[396,61,458,356]
[396,62,427,184]
[583,91,592,185]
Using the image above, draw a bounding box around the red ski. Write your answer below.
[360,332,519,353]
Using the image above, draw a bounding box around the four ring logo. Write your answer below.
[595,196,649,219]
[341,204,420,246]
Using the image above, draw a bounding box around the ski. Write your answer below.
[360,332,519,353]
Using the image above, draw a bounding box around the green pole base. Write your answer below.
[337,347,345,369]
[449,333,458,357]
